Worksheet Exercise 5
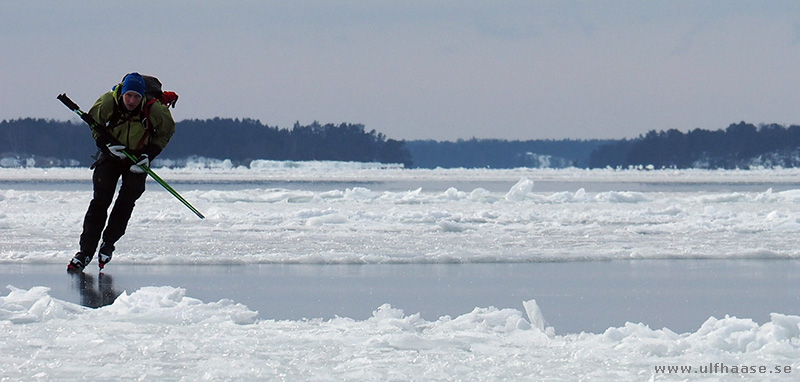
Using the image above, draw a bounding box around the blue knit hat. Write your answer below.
[121,72,146,97]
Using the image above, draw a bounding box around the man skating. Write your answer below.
[68,73,175,272]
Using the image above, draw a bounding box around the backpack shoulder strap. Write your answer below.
[134,99,160,151]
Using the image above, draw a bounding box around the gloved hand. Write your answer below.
[130,154,149,174]
[105,144,128,160]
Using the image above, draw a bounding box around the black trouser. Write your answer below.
[79,154,146,256]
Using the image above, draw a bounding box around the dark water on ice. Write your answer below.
[4,260,799,334]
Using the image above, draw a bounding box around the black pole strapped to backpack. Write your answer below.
[57,93,205,219]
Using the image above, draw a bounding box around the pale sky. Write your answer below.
[3,1,800,141]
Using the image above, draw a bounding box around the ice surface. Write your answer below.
[1,285,797,380]
[2,165,800,264]
[2,164,799,379]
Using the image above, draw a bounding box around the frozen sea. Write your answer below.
[2,162,800,380]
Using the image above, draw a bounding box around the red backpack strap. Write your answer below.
[134,99,159,151]
[135,92,178,151]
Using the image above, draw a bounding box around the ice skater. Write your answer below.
[68,73,176,272]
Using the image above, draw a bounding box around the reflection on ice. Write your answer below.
[69,272,121,309]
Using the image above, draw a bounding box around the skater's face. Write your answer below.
[122,92,142,111]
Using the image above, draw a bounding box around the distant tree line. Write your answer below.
[0,118,92,166]
[4,118,800,169]
[172,119,412,166]
[588,122,800,169]
[0,118,412,167]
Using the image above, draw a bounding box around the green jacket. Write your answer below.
[88,87,175,157]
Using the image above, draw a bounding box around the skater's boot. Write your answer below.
[67,252,93,273]
[98,242,114,270]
